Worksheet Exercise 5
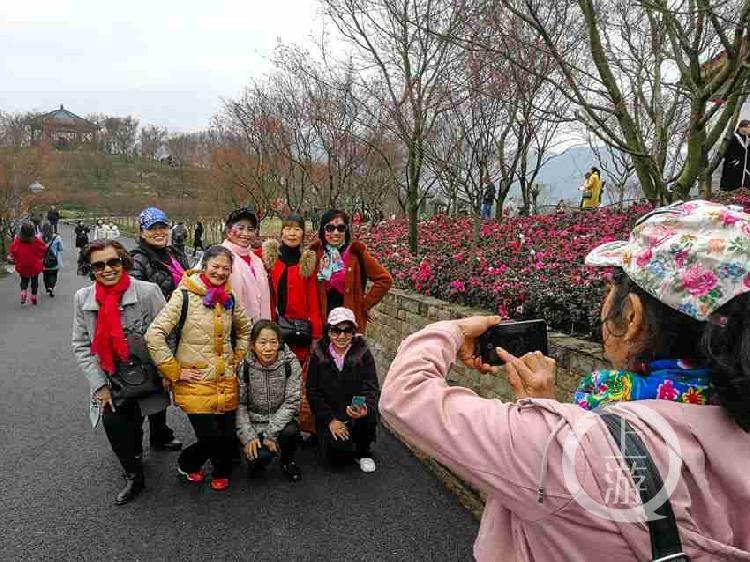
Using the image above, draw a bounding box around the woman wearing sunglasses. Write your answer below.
[306,307,380,472]
[72,240,169,505]
[310,209,392,335]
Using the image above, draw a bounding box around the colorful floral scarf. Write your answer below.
[574,359,714,411]
[199,274,234,310]
[318,244,347,284]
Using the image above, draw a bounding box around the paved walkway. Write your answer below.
[0,224,478,561]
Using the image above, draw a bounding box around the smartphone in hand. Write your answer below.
[351,395,367,408]
[476,319,548,366]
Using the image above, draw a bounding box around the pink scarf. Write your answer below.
[329,343,351,371]
[222,239,271,321]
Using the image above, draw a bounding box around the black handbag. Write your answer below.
[109,332,162,407]
[43,240,58,269]
[277,316,312,348]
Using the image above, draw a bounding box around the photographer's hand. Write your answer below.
[457,315,502,374]
[496,348,556,400]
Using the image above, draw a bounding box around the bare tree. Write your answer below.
[321,0,466,252]
[139,125,168,159]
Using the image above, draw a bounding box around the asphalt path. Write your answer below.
[0,224,478,561]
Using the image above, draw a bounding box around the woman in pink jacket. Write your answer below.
[221,208,271,322]
[381,200,750,561]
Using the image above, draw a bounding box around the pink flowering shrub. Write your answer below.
[357,190,750,338]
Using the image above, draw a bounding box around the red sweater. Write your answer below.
[269,260,323,340]
[9,237,47,277]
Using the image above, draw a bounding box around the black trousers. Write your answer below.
[147,409,175,447]
[245,420,301,470]
[50,221,58,233]
[179,412,236,478]
[102,400,143,474]
[318,415,377,465]
[19,275,39,295]
[43,270,58,290]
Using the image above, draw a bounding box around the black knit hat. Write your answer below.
[318,209,351,246]
[225,207,258,230]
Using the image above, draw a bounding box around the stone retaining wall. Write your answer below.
[368,289,610,517]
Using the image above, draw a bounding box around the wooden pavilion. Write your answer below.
[30,105,99,147]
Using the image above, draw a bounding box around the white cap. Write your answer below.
[327,307,358,328]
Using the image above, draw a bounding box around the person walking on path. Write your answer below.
[93,219,107,240]
[171,221,188,255]
[41,222,63,297]
[237,320,303,482]
[30,210,43,234]
[310,209,392,334]
[9,222,46,305]
[74,220,91,274]
[107,222,120,240]
[307,307,380,473]
[380,199,750,561]
[46,206,60,233]
[129,206,187,452]
[72,239,170,505]
[146,246,251,491]
[221,208,271,323]
[481,177,496,219]
[193,220,205,255]
[720,119,750,191]
[580,167,603,210]
[261,214,322,434]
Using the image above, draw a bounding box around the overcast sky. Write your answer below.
[1,0,325,131]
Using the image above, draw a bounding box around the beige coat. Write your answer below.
[146,271,251,414]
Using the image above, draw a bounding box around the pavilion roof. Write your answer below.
[32,105,99,133]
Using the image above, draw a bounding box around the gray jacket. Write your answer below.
[72,278,170,414]
[236,345,301,443]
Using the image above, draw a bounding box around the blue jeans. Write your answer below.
[481,202,493,219]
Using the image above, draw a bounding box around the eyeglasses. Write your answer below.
[329,326,354,336]
[90,257,124,272]
[324,224,348,233]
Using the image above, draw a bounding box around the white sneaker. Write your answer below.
[358,457,376,473]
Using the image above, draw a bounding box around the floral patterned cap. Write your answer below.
[585,200,750,321]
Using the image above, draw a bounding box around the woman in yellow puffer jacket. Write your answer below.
[146,246,251,491]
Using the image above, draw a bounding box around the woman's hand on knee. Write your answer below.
[244,438,261,460]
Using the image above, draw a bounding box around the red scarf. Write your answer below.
[91,273,131,374]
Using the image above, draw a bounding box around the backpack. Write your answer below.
[172,225,187,245]
[43,238,58,269]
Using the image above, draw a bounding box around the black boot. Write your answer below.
[116,469,144,505]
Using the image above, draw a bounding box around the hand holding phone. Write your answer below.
[475,319,548,366]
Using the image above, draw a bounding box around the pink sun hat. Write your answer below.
[585,199,750,321]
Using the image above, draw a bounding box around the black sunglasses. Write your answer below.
[90,257,124,272]
[329,326,354,336]
[324,224,348,233]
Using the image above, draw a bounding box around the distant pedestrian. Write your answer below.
[306,307,380,472]
[74,220,91,275]
[481,177,496,219]
[720,119,750,191]
[72,239,170,505]
[171,220,188,255]
[107,222,120,240]
[41,223,63,297]
[93,219,107,240]
[47,206,60,233]
[9,222,47,305]
[237,320,303,482]
[146,245,251,491]
[30,210,43,234]
[580,167,603,210]
[193,220,205,255]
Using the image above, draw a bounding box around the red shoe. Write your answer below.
[31,295,38,305]
[177,467,205,483]
[20,291,27,305]
[210,478,230,491]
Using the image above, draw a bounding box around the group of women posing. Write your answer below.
[72,206,392,504]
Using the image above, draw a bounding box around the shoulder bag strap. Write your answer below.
[174,289,189,350]
[600,413,689,562]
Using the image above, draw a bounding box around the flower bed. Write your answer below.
[358,191,750,339]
